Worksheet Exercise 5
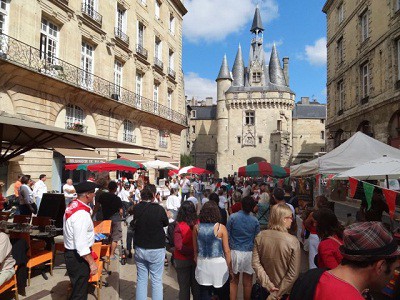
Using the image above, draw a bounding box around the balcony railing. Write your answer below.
[136,44,148,59]
[0,33,187,126]
[65,122,87,133]
[123,134,136,144]
[114,27,129,45]
[168,67,176,78]
[154,57,163,70]
[159,140,168,148]
[81,3,102,26]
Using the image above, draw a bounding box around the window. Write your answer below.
[159,130,168,148]
[360,11,369,42]
[277,120,282,131]
[167,91,172,110]
[237,136,241,144]
[155,0,161,20]
[245,111,255,125]
[65,104,85,132]
[192,125,195,134]
[0,0,9,34]
[135,73,142,107]
[320,119,325,124]
[114,60,122,97]
[83,0,96,18]
[169,14,175,34]
[155,37,162,60]
[169,50,174,70]
[116,6,126,33]
[338,80,345,111]
[258,137,262,144]
[252,72,261,83]
[137,22,145,46]
[397,39,400,80]
[320,147,325,152]
[337,37,343,63]
[80,41,94,88]
[40,19,59,64]
[191,110,196,118]
[361,63,369,98]
[123,120,135,143]
[338,3,344,23]
[153,83,159,113]
[321,131,325,140]
[397,0,400,11]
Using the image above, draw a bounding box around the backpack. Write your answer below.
[289,268,326,300]
[165,221,176,252]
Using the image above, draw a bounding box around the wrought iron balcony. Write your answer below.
[81,3,102,26]
[65,122,87,133]
[154,57,163,70]
[159,140,168,148]
[114,27,129,45]
[0,33,187,127]
[136,44,148,59]
[168,67,176,78]
[123,134,136,144]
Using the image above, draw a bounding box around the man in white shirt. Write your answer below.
[166,188,181,220]
[180,175,191,202]
[63,181,98,300]
[242,181,252,198]
[186,190,198,211]
[63,178,76,206]
[118,182,133,216]
[33,174,47,210]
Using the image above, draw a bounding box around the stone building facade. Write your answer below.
[214,7,295,177]
[0,0,187,193]
[323,0,400,151]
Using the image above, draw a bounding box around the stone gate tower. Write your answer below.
[216,6,295,177]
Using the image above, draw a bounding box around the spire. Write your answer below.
[216,54,232,81]
[269,44,287,86]
[250,5,264,34]
[232,44,245,86]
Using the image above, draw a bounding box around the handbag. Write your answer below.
[251,282,270,300]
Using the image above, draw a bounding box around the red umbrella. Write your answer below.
[168,169,179,177]
[178,166,212,175]
[238,161,290,178]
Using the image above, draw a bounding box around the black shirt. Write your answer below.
[133,201,169,249]
[98,192,123,220]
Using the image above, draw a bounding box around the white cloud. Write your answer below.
[183,0,279,43]
[304,37,327,66]
[184,72,217,101]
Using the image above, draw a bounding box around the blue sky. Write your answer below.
[182,0,328,104]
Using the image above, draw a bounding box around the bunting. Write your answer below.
[349,177,358,198]
[363,182,375,210]
[383,189,397,219]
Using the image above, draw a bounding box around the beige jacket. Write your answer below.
[252,229,301,300]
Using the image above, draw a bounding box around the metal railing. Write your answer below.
[168,67,176,78]
[136,44,148,59]
[159,140,168,148]
[123,134,136,144]
[81,3,102,26]
[0,33,187,126]
[154,57,163,70]
[65,122,88,133]
[114,27,129,45]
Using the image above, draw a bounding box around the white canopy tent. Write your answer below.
[335,156,400,180]
[290,132,400,177]
[143,159,179,170]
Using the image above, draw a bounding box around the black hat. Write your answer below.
[74,181,97,194]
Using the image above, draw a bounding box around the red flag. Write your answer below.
[383,189,397,219]
[349,177,358,198]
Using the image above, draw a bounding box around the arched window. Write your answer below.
[123,120,135,143]
[65,104,85,132]
[206,158,215,172]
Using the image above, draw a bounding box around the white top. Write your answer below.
[170,182,179,190]
[180,178,191,193]
[63,184,76,199]
[187,196,198,206]
[63,200,94,256]
[242,186,251,197]
[19,184,33,205]
[166,194,181,211]
[218,195,227,209]
[192,181,200,193]
[134,189,141,202]
[201,197,209,205]
[118,189,131,203]
[33,180,47,199]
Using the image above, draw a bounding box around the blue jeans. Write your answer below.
[134,247,165,300]
[35,196,42,210]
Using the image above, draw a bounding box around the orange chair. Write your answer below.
[9,232,53,286]
[13,215,31,224]
[93,220,112,269]
[0,211,11,221]
[0,267,18,300]
[89,242,104,300]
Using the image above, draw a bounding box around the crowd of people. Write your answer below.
[1,173,400,300]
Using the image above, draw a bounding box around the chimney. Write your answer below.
[282,57,289,85]
[205,97,213,106]
[301,97,310,105]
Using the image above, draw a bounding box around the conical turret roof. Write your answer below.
[232,44,245,86]
[216,54,232,81]
[250,6,264,33]
[269,44,287,86]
